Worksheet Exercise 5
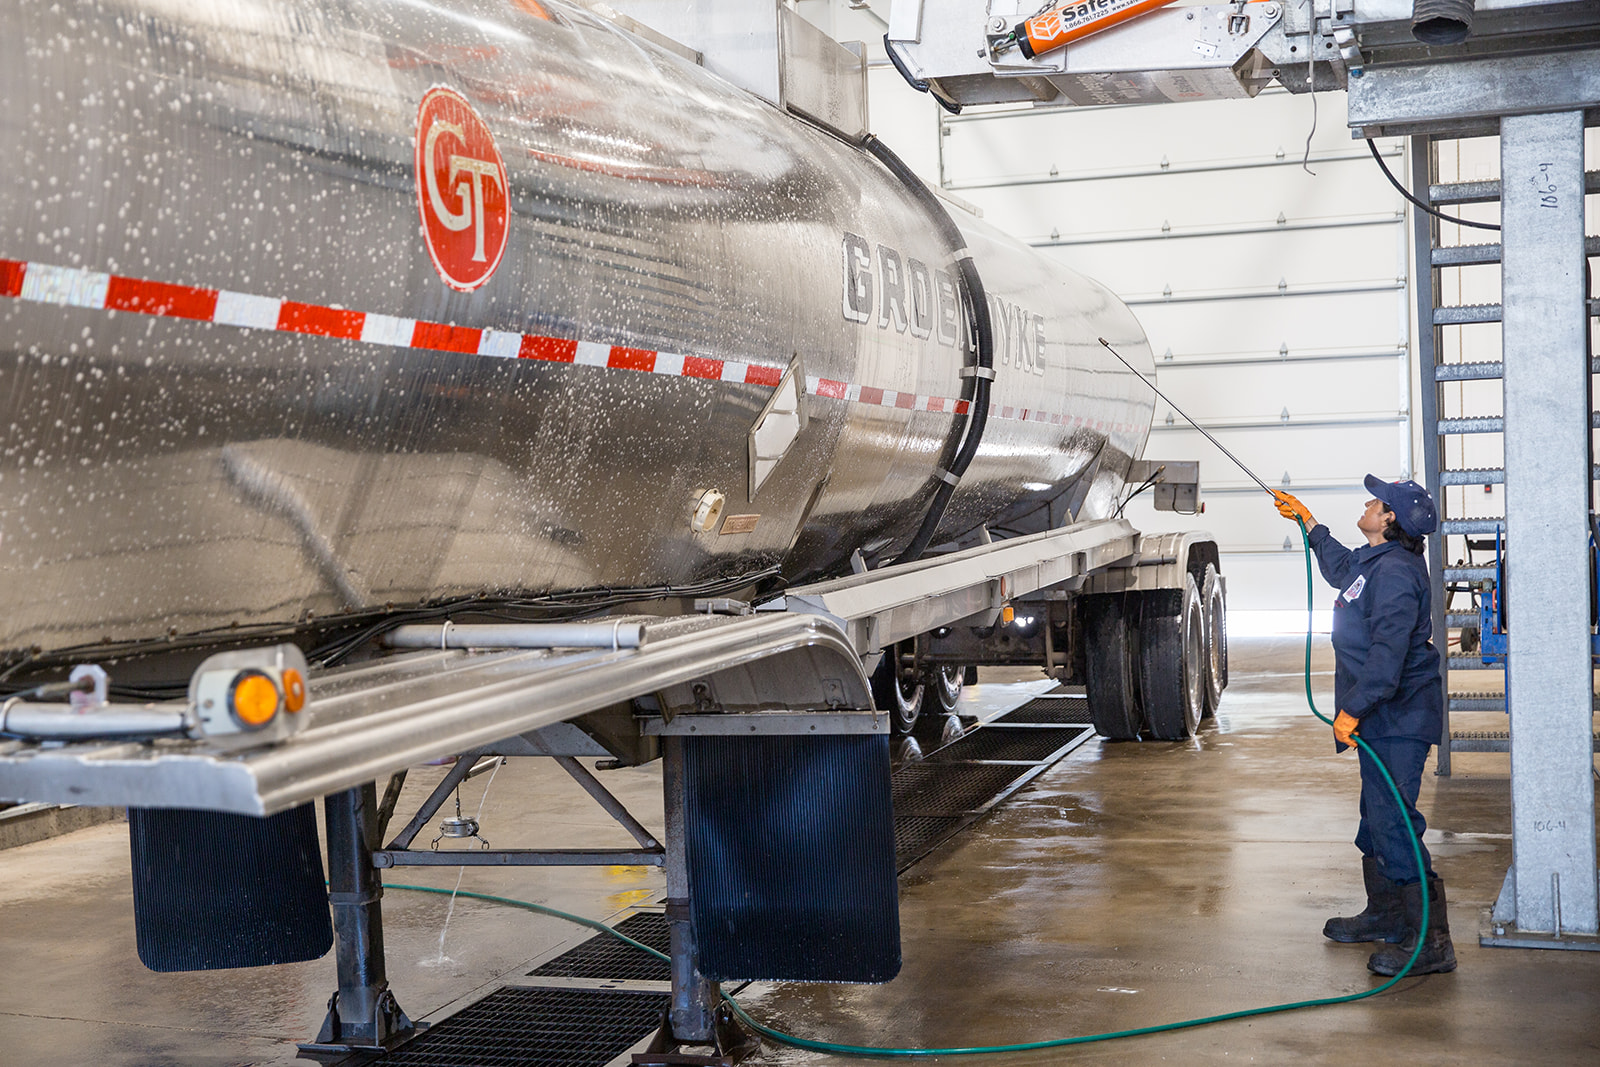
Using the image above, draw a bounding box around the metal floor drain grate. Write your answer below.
[891,762,1031,817]
[368,986,666,1066]
[995,695,1092,725]
[384,698,1098,1058]
[890,705,1094,869]
[893,814,965,865]
[925,725,1088,763]
[529,911,669,982]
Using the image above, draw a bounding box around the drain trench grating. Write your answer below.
[380,697,1098,1062]
[367,986,667,1066]
[893,814,965,865]
[995,694,1092,725]
[891,709,1093,870]
[528,911,669,982]
[925,726,1083,763]
[891,762,1031,817]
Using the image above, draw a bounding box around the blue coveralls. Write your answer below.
[1307,525,1444,885]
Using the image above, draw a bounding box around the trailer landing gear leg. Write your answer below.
[299,783,419,1061]
[633,737,758,1066]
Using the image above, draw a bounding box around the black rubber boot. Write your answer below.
[1368,875,1457,976]
[1323,856,1407,943]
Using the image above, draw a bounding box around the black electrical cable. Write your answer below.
[303,565,785,668]
[0,566,785,696]
[881,34,962,115]
[1114,469,1163,519]
[858,134,995,566]
[1366,138,1500,232]
[891,252,993,565]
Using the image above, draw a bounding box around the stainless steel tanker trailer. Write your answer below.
[0,0,1225,1056]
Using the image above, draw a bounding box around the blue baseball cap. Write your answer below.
[1364,474,1437,536]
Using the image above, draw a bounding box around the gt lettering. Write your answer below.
[414,87,510,292]
[423,120,504,262]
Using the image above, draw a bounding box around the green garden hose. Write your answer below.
[387,518,1431,1056]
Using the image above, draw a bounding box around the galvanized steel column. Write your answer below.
[1410,134,1451,777]
[1500,110,1598,936]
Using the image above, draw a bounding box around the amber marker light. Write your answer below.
[282,669,307,714]
[230,670,281,729]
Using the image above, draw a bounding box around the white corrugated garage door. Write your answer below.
[870,73,1414,622]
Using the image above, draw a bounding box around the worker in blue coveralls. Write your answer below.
[1273,476,1456,976]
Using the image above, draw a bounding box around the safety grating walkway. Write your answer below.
[891,761,1033,817]
[994,693,1093,725]
[365,986,668,1066]
[527,911,670,982]
[925,725,1082,763]
[1449,729,1600,753]
[892,690,1094,870]
[364,689,1098,1065]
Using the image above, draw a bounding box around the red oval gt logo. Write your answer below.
[414,86,509,292]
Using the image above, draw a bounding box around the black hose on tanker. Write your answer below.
[859,134,995,566]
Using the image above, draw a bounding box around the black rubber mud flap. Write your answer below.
[128,803,333,971]
[684,734,900,983]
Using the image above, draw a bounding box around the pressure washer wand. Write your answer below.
[1098,337,1279,500]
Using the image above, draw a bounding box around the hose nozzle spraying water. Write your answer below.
[1098,337,1280,500]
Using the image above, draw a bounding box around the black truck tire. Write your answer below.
[1082,593,1142,740]
[1201,563,1227,718]
[1140,575,1205,740]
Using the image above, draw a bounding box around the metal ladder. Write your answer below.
[1411,135,1600,775]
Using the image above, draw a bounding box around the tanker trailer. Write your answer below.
[0,0,1224,1055]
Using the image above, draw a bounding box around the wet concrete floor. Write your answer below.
[2,636,1597,1065]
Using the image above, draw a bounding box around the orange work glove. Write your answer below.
[1274,490,1315,527]
[1333,710,1360,750]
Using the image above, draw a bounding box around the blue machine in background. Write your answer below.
[1475,527,1600,667]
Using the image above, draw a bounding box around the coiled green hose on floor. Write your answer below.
[388,519,1430,1056]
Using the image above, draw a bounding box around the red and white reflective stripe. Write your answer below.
[0,257,1127,431]
[804,376,972,417]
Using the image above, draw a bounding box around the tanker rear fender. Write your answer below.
[1082,531,1221,596]
[0,613,877,817]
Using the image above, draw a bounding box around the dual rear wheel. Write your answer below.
[869,643,964,736]
[1083,563,1227,741]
